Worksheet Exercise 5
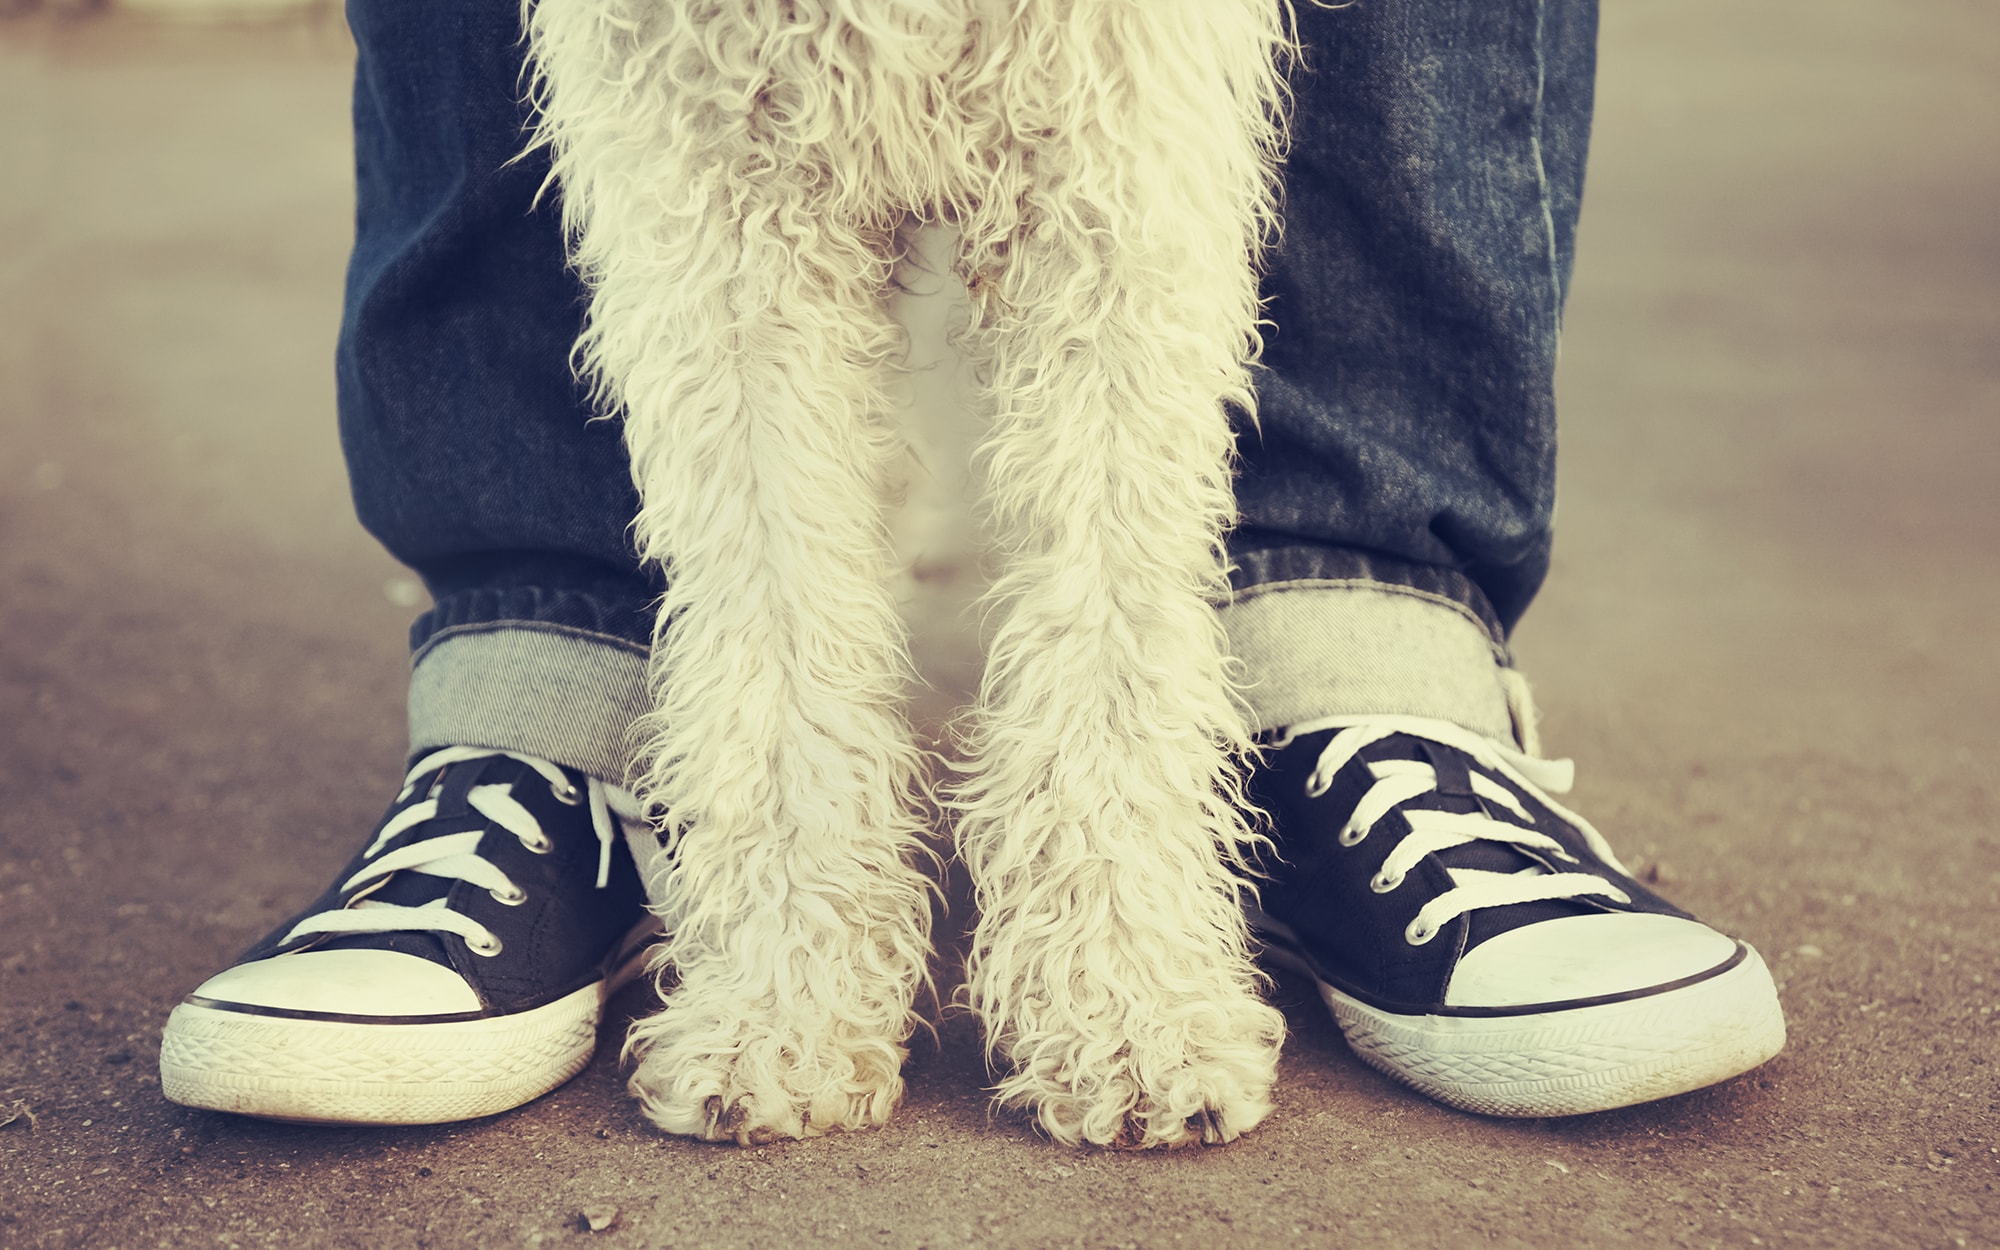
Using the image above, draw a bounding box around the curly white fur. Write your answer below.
[521,0,1305,1148]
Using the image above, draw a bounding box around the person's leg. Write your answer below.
[1227,0,1594,738]
[336,0,658,774]
[1225,0,1785,1115]
[160,0,659,1124]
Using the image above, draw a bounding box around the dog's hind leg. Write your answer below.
[523,1,934,1143]
[949,3,1301,1148]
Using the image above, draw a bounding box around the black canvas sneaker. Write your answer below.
[161,747,661,1125]
[1247,714,1785,1117]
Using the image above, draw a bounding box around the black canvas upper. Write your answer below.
[1249,726,1693,1016]
[220,755,651,1018]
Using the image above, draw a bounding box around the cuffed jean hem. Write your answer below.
[1220,545,1521,745]
[408,624,651,783]
[410,568,658,654]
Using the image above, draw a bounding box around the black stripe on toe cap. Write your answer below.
[1262,932,1751,1020]
[182,970,605,1026]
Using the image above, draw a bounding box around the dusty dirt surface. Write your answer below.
[2,4,1996,1247]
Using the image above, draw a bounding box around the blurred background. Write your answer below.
[1,3,1995,1247]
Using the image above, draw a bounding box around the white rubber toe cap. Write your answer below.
[191,949,483,1017]
[1445,912,1741,1009]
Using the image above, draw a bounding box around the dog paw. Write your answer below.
[992,989,1285,1150]
[694,1092,800,1147]
[625,998,908,1145]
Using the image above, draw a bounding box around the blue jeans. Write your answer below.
[336,0,1596,780]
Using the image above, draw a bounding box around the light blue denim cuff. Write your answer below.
[1219,580,1517,742]
[408,625,650,784]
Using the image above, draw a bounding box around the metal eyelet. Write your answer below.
[522,834,553,855]
[1337,825,1366,848]
[1304,775,1332,799]
[1404,919,1437,946]
[1369,871,1403,894]
[490,885,527,906]
[552,782,584,807]
[466,933,504,957]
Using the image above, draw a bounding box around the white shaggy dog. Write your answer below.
[521,0,1305,1149]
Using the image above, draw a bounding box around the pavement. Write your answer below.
[1,3,1996,1247]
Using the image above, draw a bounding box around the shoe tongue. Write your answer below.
[1420,739,1475,797]
[1412,739,1537,877]
[316,756,520,966]
[317,841,461,962]
[1401,738,1597,946]
[432,754,503,818]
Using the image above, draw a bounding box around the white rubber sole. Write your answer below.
[1271,944,1786,1117]
[161,927,660,1125]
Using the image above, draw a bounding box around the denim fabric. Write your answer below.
[1217,549,1518,739]
[335,0,1597,763]
[336,0,661,655]
[408,627,651,782]
[1233,0,1598,637]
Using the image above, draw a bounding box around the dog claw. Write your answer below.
[700,1088,776,1144]
[1192,1107,1227,1146]
[701,1095,726,1141]
[720,1100,749,1135]
[1107,1107,1233,1149]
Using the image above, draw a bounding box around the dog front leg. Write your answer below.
[949,2,1301,1149]
[524,1,935,1144]
[614,204,935,1142]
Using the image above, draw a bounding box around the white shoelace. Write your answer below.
[283,747,646,958]
[1270,715,1633,947]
